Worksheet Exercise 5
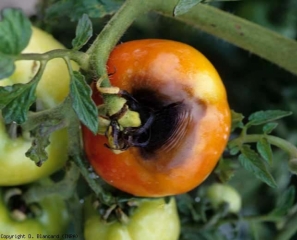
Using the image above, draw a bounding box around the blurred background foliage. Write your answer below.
[34,0,297,239]
[1,0,297,239]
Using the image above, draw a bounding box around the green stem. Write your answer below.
[275,211,297,240]
[23,164,80,203]
[182,214,281,234]
[66,103,114,205]
[22,100,69,131]
[67,194,84,240]
[152,1,297,76]
[230,134,297,158]
[17,49,90,71]
[87,0,151,86]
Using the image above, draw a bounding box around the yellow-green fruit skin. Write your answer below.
[0,189,69,238]
[206,183,242,214]
[0,27,76,186]
[84,198,180,240]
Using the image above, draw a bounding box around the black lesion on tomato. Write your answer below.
[123,88,188,159]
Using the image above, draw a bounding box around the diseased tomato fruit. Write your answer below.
[82,39,231,197]
[0,27,75,186]
[84,197,180,240]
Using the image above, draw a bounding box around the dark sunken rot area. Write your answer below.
[130,88,188,160]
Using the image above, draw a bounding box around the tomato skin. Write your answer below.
[0,27,75,186]
[84,197,180,240]
[83,39,231,197]
[206,183,242,214]
[0,188,69,238]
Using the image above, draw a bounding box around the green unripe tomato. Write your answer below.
[206,183,242,214]
[84,197,180,240]
[0,27,77,186]
[0,188,69,238]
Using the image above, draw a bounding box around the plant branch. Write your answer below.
[17,49,90,71]
[152,1,297,76]
[66,103,114,206]
[87,0,151,86]
[23,164,80,204]
[230,134,297,159]
[275,211,297,240]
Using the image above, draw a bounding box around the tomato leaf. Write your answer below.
[176,194,205,223]
[257,137,273,165]
[215,158,235,183]
[263,122,278,134]
[231,110,244,131]
[229,145,240,155]
[239,145,277,188]
[0,9,31,79]
[72,14,93,50]
[0,54,15,80]
[0,82,37,124]
[46,0,123,21]
[247,110,292,126]
[70,71,98,134]
[25,125,51,166]
[268,186,295,217]
[174,0,202,16]
[0,8,32,55]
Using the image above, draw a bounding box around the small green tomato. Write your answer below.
[84,197,180,240]
[206,183,242,214]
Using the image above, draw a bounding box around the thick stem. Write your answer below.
[152,1,297,76]
[87,0,151,86]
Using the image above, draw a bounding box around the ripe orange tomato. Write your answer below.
[82,39,231,197]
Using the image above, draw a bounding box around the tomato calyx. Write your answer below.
[86,195,136,224]
[101,88,188,157]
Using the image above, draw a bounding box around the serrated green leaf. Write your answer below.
[263,122,278,134]
[174,0,202,16]
[0,54,15,79]
[257,137,273,165]
[231,110,244,131]
[25,125,51,166]
[70,71,98,134]
[72,14,93,50]
[239,145,277,188]
[0,82,37,124]
[46,0,123,21]
[247,110,292,126]
[0,8,32,55]
[269,186,295,217]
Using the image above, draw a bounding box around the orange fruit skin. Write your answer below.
[82,39,231,197]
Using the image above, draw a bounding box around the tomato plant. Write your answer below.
[0,27,71,186]
[82,39,231,197]
[1,0,297,240]
[0,187,69,237]
[84,197,180,240]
